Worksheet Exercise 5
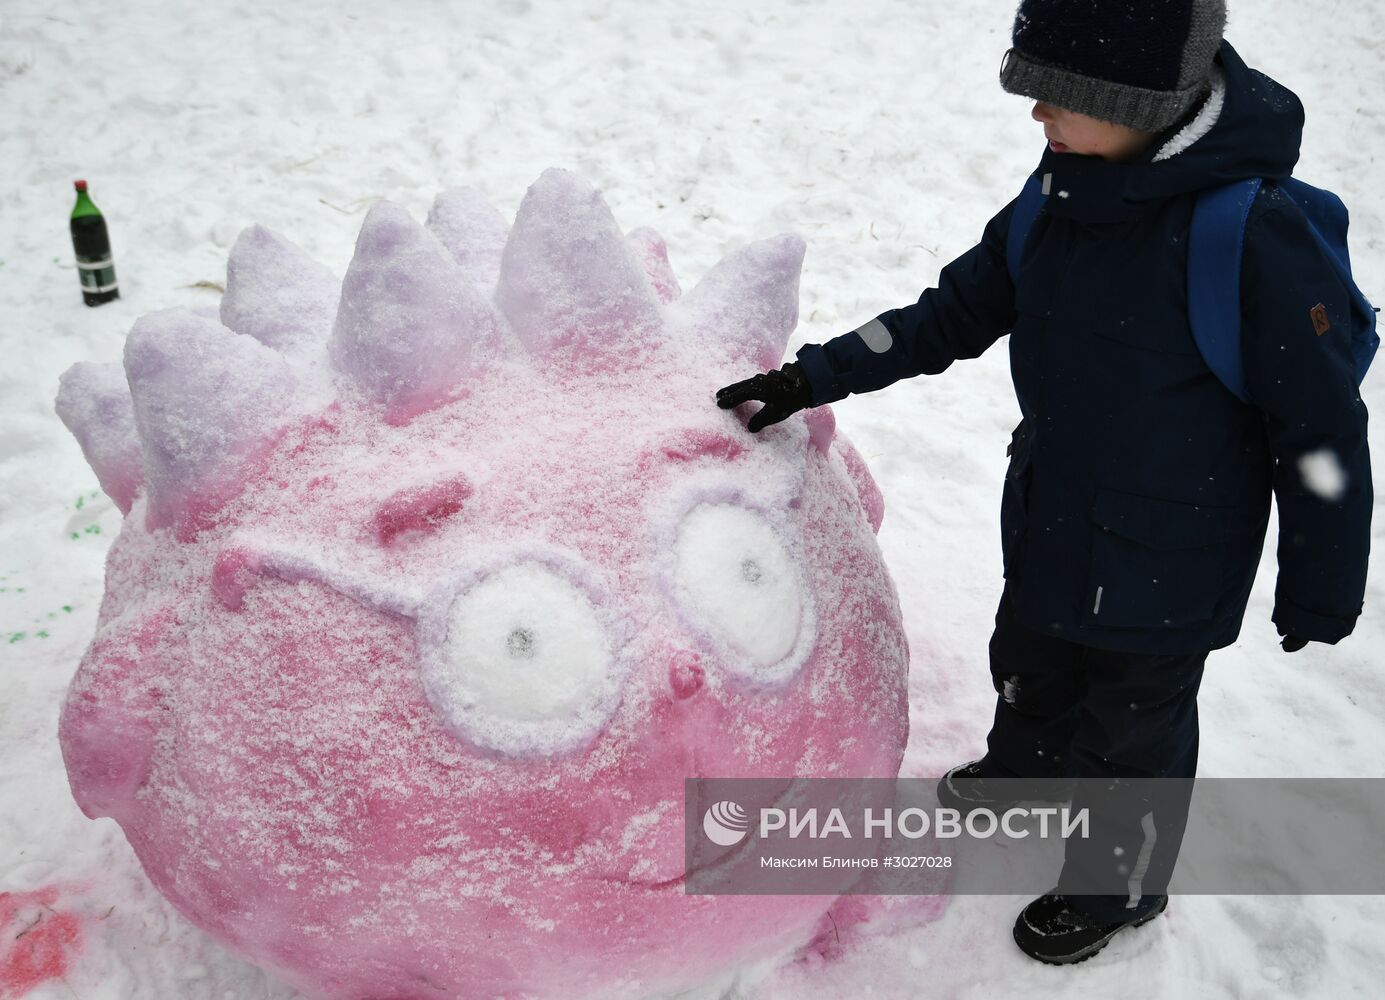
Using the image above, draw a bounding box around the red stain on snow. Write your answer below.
[0,888,81,998]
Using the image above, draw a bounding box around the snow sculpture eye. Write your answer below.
[671,503,813,684]
[421,562,622,756]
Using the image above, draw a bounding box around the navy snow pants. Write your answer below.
[984,587,1207,923]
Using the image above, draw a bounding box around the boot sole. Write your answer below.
[936,776,1075,814]
[1014,895,1168,966]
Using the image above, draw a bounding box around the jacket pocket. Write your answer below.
[1000,420,1032,579]
[1082,489,1249,629]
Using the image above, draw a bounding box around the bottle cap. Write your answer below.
[74,179,88,191]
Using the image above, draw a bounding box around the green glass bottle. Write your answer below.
[70,179,120,306]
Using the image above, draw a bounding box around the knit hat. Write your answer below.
[999,0,1227,133]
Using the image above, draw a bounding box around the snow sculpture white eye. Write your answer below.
[670,503,814,684]
[420,562,623,756]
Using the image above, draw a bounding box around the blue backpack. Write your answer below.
[1005,172,1380,404]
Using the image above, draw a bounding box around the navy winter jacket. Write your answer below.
[795,40,1372,655]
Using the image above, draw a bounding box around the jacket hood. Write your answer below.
[1129,38,1304,198]
[1029,39,1304,221]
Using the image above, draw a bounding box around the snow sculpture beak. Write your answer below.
[58,606,174,820]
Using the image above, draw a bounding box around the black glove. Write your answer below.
[715,361,814,433]
[1280,635,1309,653]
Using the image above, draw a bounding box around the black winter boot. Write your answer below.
[936,756,1076,814]
[1012,889,1168,965]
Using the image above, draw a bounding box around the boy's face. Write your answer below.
[1031,101,1159,163]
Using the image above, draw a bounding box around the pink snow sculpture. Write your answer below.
[55,167,920,1000]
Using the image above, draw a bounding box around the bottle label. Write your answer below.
[76,256,118,293]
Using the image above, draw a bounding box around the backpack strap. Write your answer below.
[1188,177,1263,404]
[1006,171,1048,282]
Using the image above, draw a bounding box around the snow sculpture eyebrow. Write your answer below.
[655,429,748,464]
[373,473,474,546]
[211,535,424,616]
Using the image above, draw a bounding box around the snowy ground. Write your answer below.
[3,0,1383,996]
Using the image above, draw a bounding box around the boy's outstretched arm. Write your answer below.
[716,196,1021,430]
[793,196,1021,407]
[1243,199,1374,647]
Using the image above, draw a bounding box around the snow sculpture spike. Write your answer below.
[220,225,339,354]
[54,361,143,514]
[426,186,510,293]
[124,308,298,536]
[674,234,806,370]
[330,201,501,422]
[627,226,682,304]
[495,168,663,359]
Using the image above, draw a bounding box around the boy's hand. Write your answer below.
[715,361,814,433]
[1280,635,1309,653]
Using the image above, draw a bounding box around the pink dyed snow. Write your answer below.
[0,888,82,999]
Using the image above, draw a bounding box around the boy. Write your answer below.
[715,0,1372,966]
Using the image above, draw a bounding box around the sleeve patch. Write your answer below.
[852,318,894,354]
[1310,303,1331,336]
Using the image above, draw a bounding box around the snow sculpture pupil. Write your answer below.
[507,626,537,659]
[672,503,811,682]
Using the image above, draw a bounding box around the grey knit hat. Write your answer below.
[999,0,1227,132]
